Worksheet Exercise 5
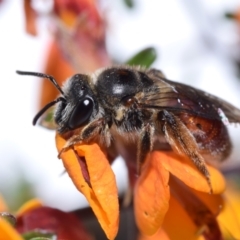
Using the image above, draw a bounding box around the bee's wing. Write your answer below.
[140,69,240,123]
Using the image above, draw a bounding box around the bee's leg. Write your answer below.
[137,123,154,174]
[159,110,213,193]
[59,118,107,156]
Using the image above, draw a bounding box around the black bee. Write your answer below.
[17,66,240,191]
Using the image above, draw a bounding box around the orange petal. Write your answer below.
[57,9,77,27]
[138,228,170,240]
[236,8,240,23]
[159,151,225,194]
[23,0,37,35]
[16,199,43,217]
[53,0,110,73]
[193,190,223,215]
[217,188,240,239]
[56,133,119,240]
[134,152,170,236]
[54,0,102,26]
[169,177,222,239]
[0,219,23,240]
[40,40,74,109]
[162,195,204,240]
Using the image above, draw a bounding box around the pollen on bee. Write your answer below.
[115,106,125,121]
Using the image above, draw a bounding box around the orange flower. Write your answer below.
[39,40,75,109]
[56,133,119,240]
[55,132,240,239]
[138,228,171,240]
[22,0,111,109]
[54,0,103,28]
[50,0,111,73]
[23,0,37,35]
[217,185,240,239]
[130,151,226,239]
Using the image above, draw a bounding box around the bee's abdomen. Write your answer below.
[178,113,232,161]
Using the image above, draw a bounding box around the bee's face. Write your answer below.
[54,74,98,133]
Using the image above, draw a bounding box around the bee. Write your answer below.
[17,66,240,191]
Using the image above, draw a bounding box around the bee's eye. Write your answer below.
[68,97,94,129]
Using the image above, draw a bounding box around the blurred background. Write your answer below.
[0,0,240,213]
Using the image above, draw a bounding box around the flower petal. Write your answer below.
[23,0,37,35]
[217,188,240,239]
[169,177,223,239]
[0,219,23,240]
[16,206,93,240]
[16,199,43,217]
[138,228,170,240]
[54,0,102,27]
[162,195,204,240]
[56,134,119,240]
[134,152,170,236]
[40,40,74,109]
[159,151,225,194]
[193,190,223,215]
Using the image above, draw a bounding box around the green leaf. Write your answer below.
[126,47,157,68]
[1,172,35,212]
[123,0,134,8]
[28,238,52,240]
[22,231,56,240]
[224,12,236,20]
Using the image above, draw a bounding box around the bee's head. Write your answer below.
[54,74,98,133]
[16,71,98,133]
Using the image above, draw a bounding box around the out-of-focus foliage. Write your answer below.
[0,174,35,212]
[123,0,135,8]
[126,47,157,68]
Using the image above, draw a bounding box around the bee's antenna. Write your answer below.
[16,70,65,96]
[32,97,65,125]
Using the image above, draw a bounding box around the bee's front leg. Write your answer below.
[137,123,154,174]
[58,118,107,157]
